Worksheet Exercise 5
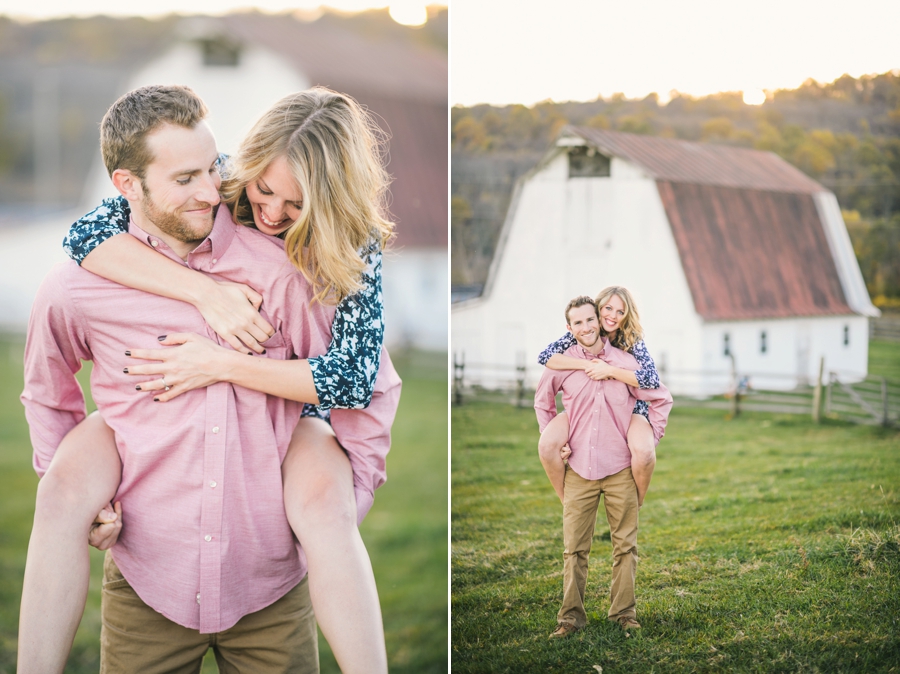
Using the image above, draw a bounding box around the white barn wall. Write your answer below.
[452,149,706,393]
[700,315,867,394]
[381,249,448,351]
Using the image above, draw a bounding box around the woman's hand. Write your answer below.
[560,443,572,461]
[195,281,274,355]
[584,359,615,380]
[89,502,122,550]
[125,333,236,402]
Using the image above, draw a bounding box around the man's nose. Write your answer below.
[197,172,221,205]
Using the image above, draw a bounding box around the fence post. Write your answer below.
[882,377,889,427]
[729,353,739,417]
[515,351,526,408]
[825,372,833,415]
[453,351,464,406]
[812,356,824,423]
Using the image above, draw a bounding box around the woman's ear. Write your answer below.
[111,169,143,202]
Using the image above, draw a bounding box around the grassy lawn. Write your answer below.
[0,336,447,673]
[452,386,900,671]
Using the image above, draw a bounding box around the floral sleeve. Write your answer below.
[63,196,131,265]
[537,333,577,365]
[630,339,660,389]
[307,240,384,410]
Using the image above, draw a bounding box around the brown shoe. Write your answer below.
[617,616,641,630]
[549,623,580,639]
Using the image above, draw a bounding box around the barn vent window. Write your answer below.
[201,38,241,67]
[760,330,767,354]
[723,333,730,356]
[568,147,610,178]
[843,325,850,346]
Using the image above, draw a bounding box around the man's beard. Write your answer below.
[574,331,600,349]
[140,186,214,245]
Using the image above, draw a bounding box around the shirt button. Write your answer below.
[212,426,219,434]
[211,258,217,264]
[204,535,212,542]
[210,480,217,488]
[196,593,201,604]
[150,240,159,248]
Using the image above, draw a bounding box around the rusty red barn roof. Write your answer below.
[568,127,824,194]
[564,128,854,321]
[222,13,447,248]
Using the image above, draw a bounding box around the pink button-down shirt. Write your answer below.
[21,205,401,633]
[534,339,673,481]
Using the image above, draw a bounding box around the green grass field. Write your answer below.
[452,347,900,673]
[0,336,447,673]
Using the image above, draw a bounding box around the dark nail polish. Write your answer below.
[261,349,267,354]
[158,335,167,341]
[123,368,129,374]
[125,350,131,356]
[153,397,160,402]
[135,385,142,391]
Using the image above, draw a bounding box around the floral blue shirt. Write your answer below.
[537,334,660,419]
[63,193,383,417]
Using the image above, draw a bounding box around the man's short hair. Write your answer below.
[100,84,208,178]
[565,295,598,324]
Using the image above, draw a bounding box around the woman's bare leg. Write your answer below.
[18,412,121,674]
[627,413,656,507]
[281,417,387,674]
[538,412,570,503]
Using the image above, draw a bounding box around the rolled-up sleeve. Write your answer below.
[20,265,91,476]
[329,348,402,524]
[534,369,566,432]
[631,383,673,445]
[62,197,131,265]
[308,243,384,410]
[537,333,577,366]
[631,340,660,389]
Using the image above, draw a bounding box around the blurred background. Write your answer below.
[0,2,448,672]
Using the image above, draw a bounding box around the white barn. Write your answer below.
[0,15,448,350]
[452,127,878,396]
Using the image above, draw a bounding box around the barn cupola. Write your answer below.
[178,18,243,68]
[556,133,611,178]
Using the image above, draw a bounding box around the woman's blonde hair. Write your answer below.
[221,87,394,303]
[595,285,644,353]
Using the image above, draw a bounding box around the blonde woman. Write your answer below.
[537,286,660,506]
[20,88,395,674]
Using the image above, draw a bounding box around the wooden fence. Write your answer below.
[452,352,899,427]
[870,315,900,342]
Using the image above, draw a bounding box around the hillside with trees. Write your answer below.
[451,72,900,307]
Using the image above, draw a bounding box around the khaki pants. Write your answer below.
[100,554,319,674]
[558,466,639,629]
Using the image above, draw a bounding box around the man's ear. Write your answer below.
[111,169,143,201]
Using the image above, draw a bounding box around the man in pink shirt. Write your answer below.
[535,296,672,638]
[20,85,399,671]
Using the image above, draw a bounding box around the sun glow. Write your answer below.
[742,88,767,105]
[388,1,427,26]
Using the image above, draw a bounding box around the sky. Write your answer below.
[451,0,900,106]
[0,0,437,25]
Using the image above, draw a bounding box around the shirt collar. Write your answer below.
[574,336,610,359]
[128,204,238,269]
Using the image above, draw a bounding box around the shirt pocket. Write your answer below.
[260,331,288,359]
